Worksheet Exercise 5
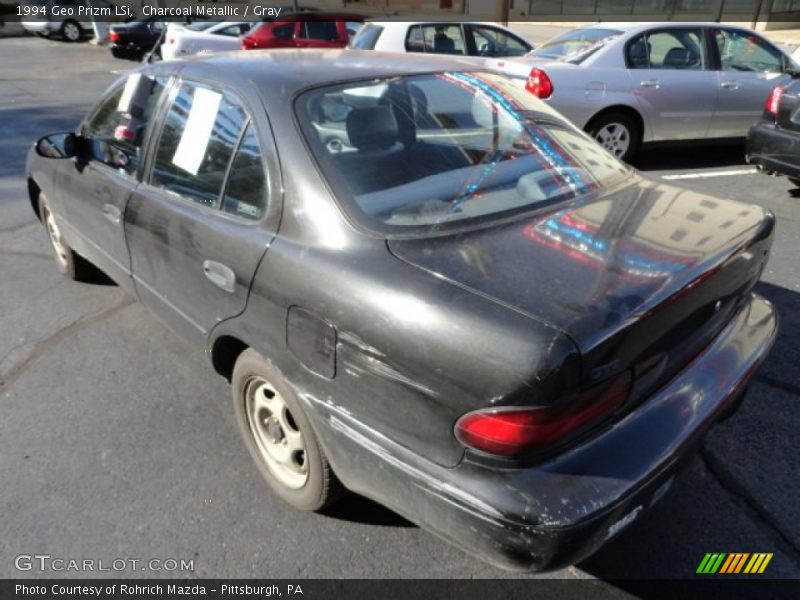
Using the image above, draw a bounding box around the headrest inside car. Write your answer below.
[346,106,399,152]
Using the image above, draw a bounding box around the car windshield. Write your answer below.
[532,28,622,63]
[297,72,631,235]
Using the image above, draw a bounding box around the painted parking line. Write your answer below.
[662,169,758,180]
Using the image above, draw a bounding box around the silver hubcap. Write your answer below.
[63,23,80,41]
[595,123,631,158]
[245,378,308,489]
[44,207,69,268]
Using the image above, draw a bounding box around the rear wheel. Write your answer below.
[587,111,641,163]
[232,349,342,511]
[60,20,82,42]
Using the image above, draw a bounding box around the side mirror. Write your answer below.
[35,133,80,159]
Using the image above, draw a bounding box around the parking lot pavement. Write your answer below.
[1,38,799,582]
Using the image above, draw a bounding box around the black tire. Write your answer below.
[788,177,800,188]
[232,349,342,511]
[38,193,91,281]
[60,20,82,42]
[587,110,642,163]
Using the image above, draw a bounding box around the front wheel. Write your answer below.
[231,349,342,511]
[60,20,82,42]
[38,193,89,280]
[587,111,641,163]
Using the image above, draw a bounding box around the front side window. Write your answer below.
[470,25,530,57]
[151,82,248,208]
[715,29,783,73]
[405,24,465,55]
[627,29,707,70]
[83,75,167,176]
[296,72,630,235]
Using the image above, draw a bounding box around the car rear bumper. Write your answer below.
[747,121,800,178]
[307,292,777,571]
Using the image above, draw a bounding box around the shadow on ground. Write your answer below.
[632,141,747,172]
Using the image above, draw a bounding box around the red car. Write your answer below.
[241,14,366,50]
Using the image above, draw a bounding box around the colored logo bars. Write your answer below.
[697,552,773,574]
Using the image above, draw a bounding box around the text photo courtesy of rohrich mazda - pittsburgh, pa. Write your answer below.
[2,1,799,598]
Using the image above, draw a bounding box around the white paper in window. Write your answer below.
[172,88,222,176]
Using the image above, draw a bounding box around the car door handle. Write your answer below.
[102,203,121,226]
[721,81,741,90]
[640,79,660,88]
[202,260,236,293]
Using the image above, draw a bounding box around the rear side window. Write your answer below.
[151,82,247,208]
[299,20,338,41]
[272,22,295,40]
[83,75,168,176]
[469,25,530,57]
[221,124,268,220]
[627,29,707,70]
[406,24,465,55]
[348,23,382,49]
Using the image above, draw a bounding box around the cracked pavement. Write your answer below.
[0,36,798,584]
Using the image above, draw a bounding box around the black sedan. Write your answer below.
[748,73,800,187]
[26,51,777,571]
[108,16,167,61]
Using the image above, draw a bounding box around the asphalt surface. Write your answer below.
[1,34,799,585]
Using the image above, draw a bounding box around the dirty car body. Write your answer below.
[26,50,777,571]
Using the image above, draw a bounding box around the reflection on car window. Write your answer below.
[628,29,707,70]
[348,23,382,49]
[151,82,247,208]
[297,72,630,234]
[532,27,621,63]
[83,76,167,176]
[221,123,268,220]
[405,24,466,55]
[715,29,783,73]
[470,25,530,57]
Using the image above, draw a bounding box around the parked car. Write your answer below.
[161,21,254,61]
[489,22,798,161]
[349,21,532,59]
[108,16,168,61]
[747,72,800,186]
[27,51,777,572]
[241,13,365,50]
[21,0,118,41]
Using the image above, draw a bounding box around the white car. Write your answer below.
[161,21,254,61]
[348,21,532,60]
[21,0,118,41]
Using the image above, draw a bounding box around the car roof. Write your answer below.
[169,49,483,99]
[577,21,759,32]
[367,20,514,30]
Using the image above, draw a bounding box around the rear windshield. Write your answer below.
[348,23,383,49]
[532,27,622,63]
[296,72,630,235]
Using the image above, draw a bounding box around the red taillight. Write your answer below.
[765,85,784,117]
[241,36,255,50]
[108,30,120,43]
[525,68,553,99]
[454,373,630,456]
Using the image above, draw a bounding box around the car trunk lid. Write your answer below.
[388,177,774,398]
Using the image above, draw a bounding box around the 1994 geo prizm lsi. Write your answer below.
[27,50,777,571]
